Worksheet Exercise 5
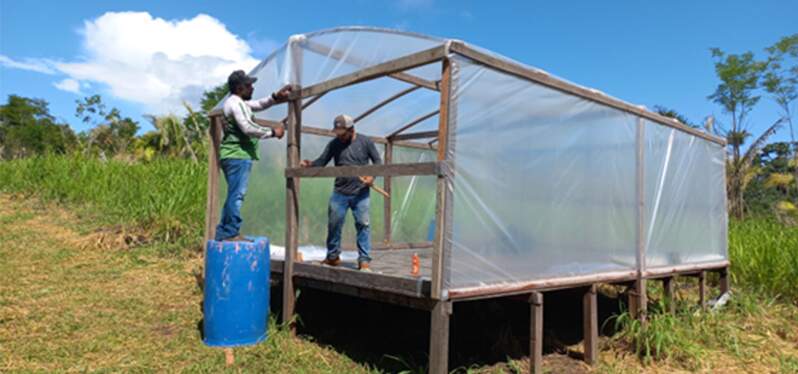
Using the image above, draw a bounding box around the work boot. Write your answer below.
[358,261,372,272]
[321,257,342,267]
[222,234,252,242]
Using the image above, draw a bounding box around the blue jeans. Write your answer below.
[326,190,371,263]
[215,158,252,241]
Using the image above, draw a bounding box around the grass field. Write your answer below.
[1,156,797,373]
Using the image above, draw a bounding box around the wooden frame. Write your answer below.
[202,32,731,373]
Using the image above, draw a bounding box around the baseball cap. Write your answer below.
[227,70,257,91]
[333,114,354,134]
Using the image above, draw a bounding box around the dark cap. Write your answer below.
[227,70,257,92]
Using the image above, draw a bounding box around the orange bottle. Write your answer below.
[411,253,420,276]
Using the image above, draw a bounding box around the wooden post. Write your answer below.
[719,267,730,295]
[429,300,451,374]
[383,142,393,243]
[634,117,648,322]
[431,57,453,300]
[662,277,675,314]
[582,285,598,365]
[698,271,706,310]
[203,115,223,243]
[282,96,301,333]
[529,292,544,374]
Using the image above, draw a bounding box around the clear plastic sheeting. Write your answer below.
[643,123,728,268]
[214,27,727,295]
[447,55,639,290]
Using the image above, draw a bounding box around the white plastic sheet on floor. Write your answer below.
[216,27,728,293]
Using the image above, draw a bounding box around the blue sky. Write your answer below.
[1,0,796,143]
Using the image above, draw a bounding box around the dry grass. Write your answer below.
[0,195,373,373]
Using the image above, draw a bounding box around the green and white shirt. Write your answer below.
[220,94,277,160]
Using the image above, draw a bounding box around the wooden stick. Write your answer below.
[224,348,234,366]
[529,292,544,374]
[359,177,390,198]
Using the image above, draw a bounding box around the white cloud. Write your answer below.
[52,12,264,114]
[53,78,82,94]
[0,55,56,74]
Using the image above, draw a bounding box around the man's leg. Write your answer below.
[215,158,252,241]
[325,192,348,261]
[352,190,372,265]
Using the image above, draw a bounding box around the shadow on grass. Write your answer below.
[268,286,626,372]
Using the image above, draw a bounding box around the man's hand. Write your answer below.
[300,159,312,167]
[360,176,374,186]
[271,85,293,103]
[272,126,285,139]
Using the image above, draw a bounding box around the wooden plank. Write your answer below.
[449,41,726,146]
[302,39,440,91]
[429,300,452,374]
[253,118,435,151]
[383,143,393,243]
[390,130,438,141]
[293,277,435,310]
[662,277,675,315]
[582,285,598,365]
[353,85,422,123]
[431,58,452,300]
[387,110,440,139]
[286,262,430,298]
[282,95,301,333]
[285,162,441,178]
[529,292,544,374]
[643,260,730,277]
[295,45,446,99]
[203,115,223,243]
[698,271,706,310]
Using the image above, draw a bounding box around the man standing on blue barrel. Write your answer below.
[215,70,292,242]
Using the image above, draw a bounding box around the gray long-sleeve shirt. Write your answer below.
[311,135,382,195]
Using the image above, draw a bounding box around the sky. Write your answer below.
[1,0,796,143]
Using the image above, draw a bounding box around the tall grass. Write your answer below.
[728,217,798,301]
[0,155,207,251]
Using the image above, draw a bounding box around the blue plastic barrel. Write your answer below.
[203,236,270,347]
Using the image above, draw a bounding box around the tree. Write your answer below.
[75,95,139,157]
[654,106,700,128]
[763,34,798,184]
[0,95,78,159]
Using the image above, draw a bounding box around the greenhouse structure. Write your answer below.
[205,27,729,373]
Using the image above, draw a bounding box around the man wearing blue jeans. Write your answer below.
[301,114,382,271]
[215,70,291,241]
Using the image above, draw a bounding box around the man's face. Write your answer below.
[238,83,254,100]
[336,128,354,142]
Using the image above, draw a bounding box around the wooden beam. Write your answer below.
[203,115,223,243]
[387,110,439,139]
[429,300,452,374]
[449,41,726,146]
[698,271,706,310]
[635,117,648,322]
[302,39,439,91]
[529,292,544,374]
[295,45,446,99]
[431,58,452,300]
[353,85,422,123]
[390,130,438,141]
[583,285,598,365]
[285,162,441,178]
[253,118,435,151]
[643,260,730,277]
[719,267,730,295]
[282,94,301,334]
[383,143,393,243]
[662,277,675,315]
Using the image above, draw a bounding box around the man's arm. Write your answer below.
[247,85,293,112]
[367,140,382,165]
[230,101,275,139]
[302,141,335,167]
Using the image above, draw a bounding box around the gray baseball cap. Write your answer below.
[333,114,354,134]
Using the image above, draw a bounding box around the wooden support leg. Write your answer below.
[698,271,706,310]
[719,267,730,295]
[429,300,451,374]
[582,285,598,365]
[662,277,675,315]
[529,292,544,374]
